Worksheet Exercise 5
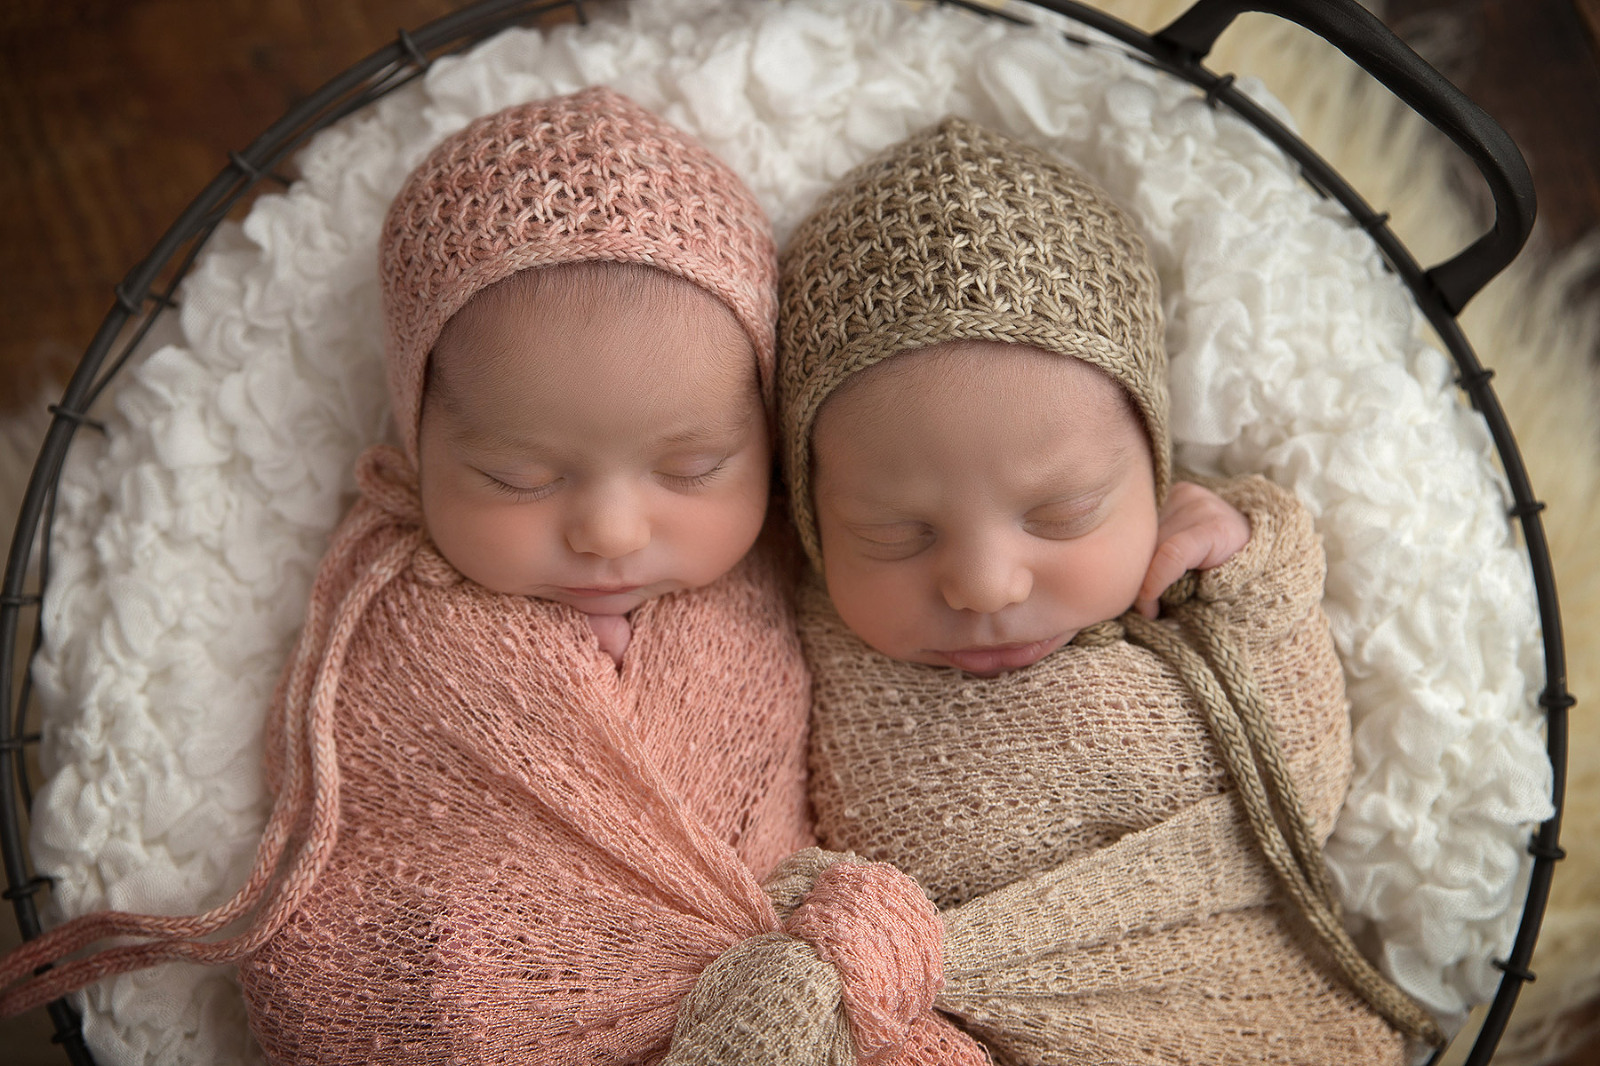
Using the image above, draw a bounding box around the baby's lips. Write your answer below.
[937,638,1054,676]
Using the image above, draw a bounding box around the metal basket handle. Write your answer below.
[1153,0,1536,315]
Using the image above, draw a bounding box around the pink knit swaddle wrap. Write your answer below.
[233,446,818,1062]
[230,450,983,1063]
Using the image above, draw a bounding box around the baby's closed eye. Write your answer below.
[481,470,563,500]
[847,521,934,559]
[655,454,728,488]
[1022,497,1103,539]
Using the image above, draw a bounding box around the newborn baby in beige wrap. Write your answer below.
[766,117,1440,1064]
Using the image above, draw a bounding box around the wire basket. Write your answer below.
[1,1,1569,1063]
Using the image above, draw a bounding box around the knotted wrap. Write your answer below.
[668,476,1432,1064]
[666,848,988,1065]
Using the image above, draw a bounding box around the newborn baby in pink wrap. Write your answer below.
[5,87,990,1065]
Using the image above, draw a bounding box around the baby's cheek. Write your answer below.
[677,491,767,583]
[830,568,926,659]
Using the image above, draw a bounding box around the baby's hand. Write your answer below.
[1135,482,1252,619]
[586,613,632,667]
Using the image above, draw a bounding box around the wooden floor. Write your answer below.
[2,0,1598,1063]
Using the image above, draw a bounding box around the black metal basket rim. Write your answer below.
[0,3,1569,1065]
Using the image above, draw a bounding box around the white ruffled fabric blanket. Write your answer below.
[27,0,1552,1062]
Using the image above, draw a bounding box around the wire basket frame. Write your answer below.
[0,1,1568,1064]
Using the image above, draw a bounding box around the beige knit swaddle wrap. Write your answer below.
[663,116,1437,1063]
[805,475,1414,1064]
[665,478,1423,1064]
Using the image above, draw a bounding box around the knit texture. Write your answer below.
[233,446,818,1063]
[665,849,989,1066]
[799,475,1410,1063]
[778,117,1169,570]
[381,86,778,461]
[658,478,1421,1063]
[0,446,818,1062]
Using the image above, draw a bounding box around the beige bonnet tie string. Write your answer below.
[1098,577,1445,1046]
[0,445,424,1016]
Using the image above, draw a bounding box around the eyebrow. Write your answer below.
[446,403,757,457]
[651,405,758,448]
[445,422,540,457]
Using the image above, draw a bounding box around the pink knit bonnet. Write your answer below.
[380,86,778,461]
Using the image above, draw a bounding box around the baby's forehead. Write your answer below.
[822,340,1137,425]
[430,262,755,389]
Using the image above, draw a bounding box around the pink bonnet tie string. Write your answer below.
[0,444,426,1017]
[355,443,425,525]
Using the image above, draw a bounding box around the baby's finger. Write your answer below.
[1138,532,1201,613]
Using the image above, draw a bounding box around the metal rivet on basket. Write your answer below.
[112,283,178,315]
[227,150,290,188]
[0,733,41,753]
[1528,841,1567,861]
[46,404,107,435]
[113,283,141,315]
[0,593,41,608]
[1492,959,1537,983]
[1,875,52,901]
[1508,499,1547,519]
[1539,690,1577,711]
[397,27,431,71]
[1455,366,1496,390]
[1358,210,1392,234]
[1203,73,1236,108]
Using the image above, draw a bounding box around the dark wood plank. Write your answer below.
[0,0,466,414]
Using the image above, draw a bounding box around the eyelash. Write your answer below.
[659,460,727,489]
[480,461,728,499]
[856,527,935,559]
[1024,507,1100,539]
[853,511,1096,557]
[484,475,560,501]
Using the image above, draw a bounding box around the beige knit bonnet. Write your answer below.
[380,85,778,462]
[778,116,1170,571]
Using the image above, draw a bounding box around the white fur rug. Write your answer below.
[2,1,1594,1063]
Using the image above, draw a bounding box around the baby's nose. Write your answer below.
[566,486,649,559]
[938,549,1032,614]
